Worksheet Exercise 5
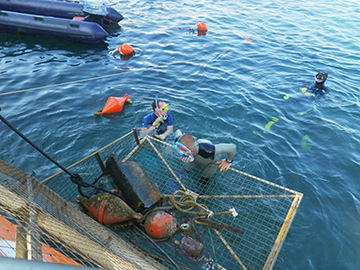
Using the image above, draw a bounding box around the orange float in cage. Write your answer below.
[77,193,142,225]
[144,211,177,239]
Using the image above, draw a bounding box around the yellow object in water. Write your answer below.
[301,87,315,97]
[264,117,281,133]
[301,134,313,149]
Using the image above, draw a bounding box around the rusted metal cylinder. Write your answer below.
[105,154,162,213]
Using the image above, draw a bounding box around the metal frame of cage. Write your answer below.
[1,129,302,270]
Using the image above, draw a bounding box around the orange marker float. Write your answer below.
[110,44,135,61]
[197,22,208,31]
[94,93,132,116]
[197,22,208,36]
[118,44,134,56]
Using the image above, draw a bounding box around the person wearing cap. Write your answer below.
[173,132,236,181]
[140,98,174,140]
[301,71,329,97]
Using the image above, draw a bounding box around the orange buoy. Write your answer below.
[197,22,208,32]
[144,211,177,239]
[118,44,134,56]
[77,193,142,225]
[95,93,131,116]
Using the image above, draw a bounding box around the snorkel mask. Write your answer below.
[173,142,194,162]
[315,71,328,83]
[155,94,168,120]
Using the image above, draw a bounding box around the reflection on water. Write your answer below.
[1,0,360,269]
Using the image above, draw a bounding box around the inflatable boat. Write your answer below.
[0,0,124,43]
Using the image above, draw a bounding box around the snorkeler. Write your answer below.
[140,97,174,140]
[301,71,329,97]
[173,131,236,181]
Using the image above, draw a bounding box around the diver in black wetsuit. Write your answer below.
[301,71,329,97]
[310,71,329,96]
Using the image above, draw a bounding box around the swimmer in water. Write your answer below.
[173,131,236,181]
[140,97,174,140]
[301,71,329,97]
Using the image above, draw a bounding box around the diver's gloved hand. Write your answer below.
[152,117,164,128]
[154,134,166,141]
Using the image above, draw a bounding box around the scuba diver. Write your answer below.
[173,131,236,181]
[140,97,174,140]
[301,71,329,98]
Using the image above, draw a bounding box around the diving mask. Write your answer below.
[173,142,194,162]
[155,94,168,120]
[160,103,169,112]
[315,72,326,82]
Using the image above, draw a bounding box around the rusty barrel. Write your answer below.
[106,154,162,213]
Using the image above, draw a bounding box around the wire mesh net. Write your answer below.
[0,129,302,270]
[0,148,167,269]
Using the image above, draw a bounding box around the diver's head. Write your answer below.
[174,134,196,162]
[315,71,328,85]
[152,99,169,119]
[178,134,196,152]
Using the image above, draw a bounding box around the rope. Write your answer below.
[164,190,236,218]
[0,53,220,97]
[0,70,139,97]
[133,225,181,270]
[0,110,124,199]
[208,228,220,270]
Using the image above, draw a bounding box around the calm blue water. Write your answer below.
[1,0,360,269]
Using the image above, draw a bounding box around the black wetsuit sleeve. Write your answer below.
[198,143,216,160]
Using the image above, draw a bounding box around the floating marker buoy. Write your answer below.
[243,38,252,43]
[110,44,135,61]
[144,211,177,239]
[118,44,134,56]
[95,93,131,116]
[77,193,142,225]
[197,22,208,32]
[197,22,208,36]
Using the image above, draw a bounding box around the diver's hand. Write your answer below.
[154,134,166,141]
[152,117,164,128]
[217,159,231,172]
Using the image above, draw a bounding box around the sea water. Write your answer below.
[1,0,360,269]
